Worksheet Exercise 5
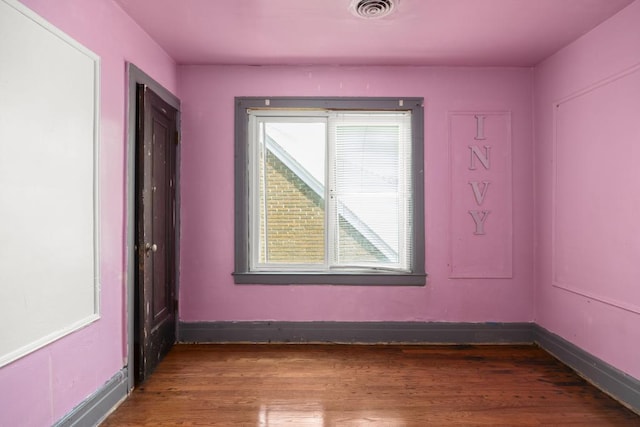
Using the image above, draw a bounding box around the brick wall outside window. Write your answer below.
[259,149,386,264]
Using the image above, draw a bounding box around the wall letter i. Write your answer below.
[475,114,486,140]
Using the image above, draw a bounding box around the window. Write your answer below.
[234,98,425,285]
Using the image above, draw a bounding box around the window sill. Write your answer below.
[232,272,426,286]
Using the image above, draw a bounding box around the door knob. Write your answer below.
[145,243,157,253]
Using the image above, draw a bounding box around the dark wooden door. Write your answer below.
[134,84,178,384]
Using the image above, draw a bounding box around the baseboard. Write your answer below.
[179,321,535,344]
[534,325,640,414]
[53,368,128,427]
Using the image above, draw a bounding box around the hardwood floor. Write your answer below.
[102,344,639,426]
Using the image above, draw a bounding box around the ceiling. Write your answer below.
[113,0,635,66]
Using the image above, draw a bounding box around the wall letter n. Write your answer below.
[468,145,491,170]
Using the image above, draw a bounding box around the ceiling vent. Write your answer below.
[350,0,397,19]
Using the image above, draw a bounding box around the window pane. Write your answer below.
[336,195,401,264]
[258,122,326,264]
[335,125,400,192]
[331,114,412,270]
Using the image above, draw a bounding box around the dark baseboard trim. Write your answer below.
[179,321,535,344]
[534,325,640,414]
[53,368,128,427]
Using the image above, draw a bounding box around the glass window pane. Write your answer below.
[336,194,400,264]
[258,122,326,264]
[335,125,400,193]
[331,113,412,271]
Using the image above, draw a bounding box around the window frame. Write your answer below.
[234,97,425,286]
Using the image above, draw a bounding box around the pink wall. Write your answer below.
[534,0,640,379]
[177,65,534,322]
[0,0,177,425]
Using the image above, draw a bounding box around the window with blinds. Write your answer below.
[234,98,425,285]
[330,113,412,271]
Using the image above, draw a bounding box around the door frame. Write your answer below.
[126,63,181,391]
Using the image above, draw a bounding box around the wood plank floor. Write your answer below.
[102,344,639,426]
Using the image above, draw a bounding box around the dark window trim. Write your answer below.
[234,97,426,286]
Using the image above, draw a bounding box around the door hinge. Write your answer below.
[175,131,180,145]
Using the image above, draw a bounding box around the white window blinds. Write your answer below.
[329,112,412,271]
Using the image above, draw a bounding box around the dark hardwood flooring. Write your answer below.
[102,344,639,426]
